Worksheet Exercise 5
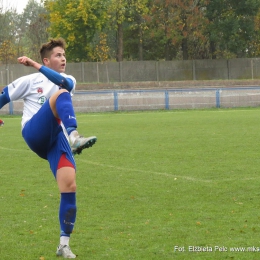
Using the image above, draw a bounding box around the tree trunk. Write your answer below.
[117,23,123,62]
[164,40,170,60]
[138,26,143,61]
[182,38,188,60]
[210,41,216,59]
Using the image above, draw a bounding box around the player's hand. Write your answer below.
[17,56,34,67]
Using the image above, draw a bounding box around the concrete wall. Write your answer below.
[1,87,260,115]
[1,58,260,85]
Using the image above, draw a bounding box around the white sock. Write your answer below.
[60,236,70,246]
[69,130,78,144]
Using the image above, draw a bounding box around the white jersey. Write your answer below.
[7,72,76,128]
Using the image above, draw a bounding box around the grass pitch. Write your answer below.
[1,108,260,259]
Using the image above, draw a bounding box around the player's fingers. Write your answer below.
[17,56,25,60]
[18,57,30,66]
[17,57,25,64]
[18,56,27,62]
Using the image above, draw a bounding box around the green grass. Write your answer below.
[1,108,260,259]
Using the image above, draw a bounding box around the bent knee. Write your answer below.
[50,88,69,103]
[63,180,77,192]
[57,88,69,95]
[56,167,77,193]
[69,182,77,192]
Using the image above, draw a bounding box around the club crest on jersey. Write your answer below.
[38,96,47,105]
[37,87,43,94]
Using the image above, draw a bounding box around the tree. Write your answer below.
[93,32,110,62]
[19,0,49,61]
[177,0,209,60]
[0,40,16,66]
[253,8,260,56]
[0,10,20,64]
[106,0,128,62]
[205,0,260,59]
[143,0,208,60]
[143,0,179,60]
[45,0,108,62]
[123,0,149,60]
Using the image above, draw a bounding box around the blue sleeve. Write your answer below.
[39,66,74,92]
[0,87,10,109]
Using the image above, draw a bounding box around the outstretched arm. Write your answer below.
[17,56,41,70]
[17,56,73,92]
[39,66,73,92]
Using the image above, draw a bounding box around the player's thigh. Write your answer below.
[22,101,61,158]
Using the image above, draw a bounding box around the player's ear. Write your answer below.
[43,57,49,66]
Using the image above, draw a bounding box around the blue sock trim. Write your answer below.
[66,127,76,135]
[59,192,77,237]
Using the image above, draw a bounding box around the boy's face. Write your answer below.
[43,46,66,73]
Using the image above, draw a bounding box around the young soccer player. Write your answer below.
[0,38,96,258]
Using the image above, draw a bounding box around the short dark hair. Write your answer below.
[40,38,66,62]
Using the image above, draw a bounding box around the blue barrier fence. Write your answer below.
[74,86,260,112]
[3,86,260,115]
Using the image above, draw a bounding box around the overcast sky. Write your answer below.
[3,0,40,13]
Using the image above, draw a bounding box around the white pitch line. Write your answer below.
[1,146,260,183]
[0,146,30,152]
[77,158,260,183]
[77,158,214,183]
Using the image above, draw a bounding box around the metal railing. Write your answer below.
[1,86,260,115]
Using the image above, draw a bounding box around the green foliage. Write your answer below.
[123,0,150,60]
[92,32,110,61]
[45,0,108,62]
[0,0,48,63]
[0,10,19,62]
[141,0,209,60]
[0,40,16,65]
[1,0,260,62]
[206,0,260,58]
[19,0,49,61]
[0,10,17,41]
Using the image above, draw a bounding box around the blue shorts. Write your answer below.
[22,100,76,177]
